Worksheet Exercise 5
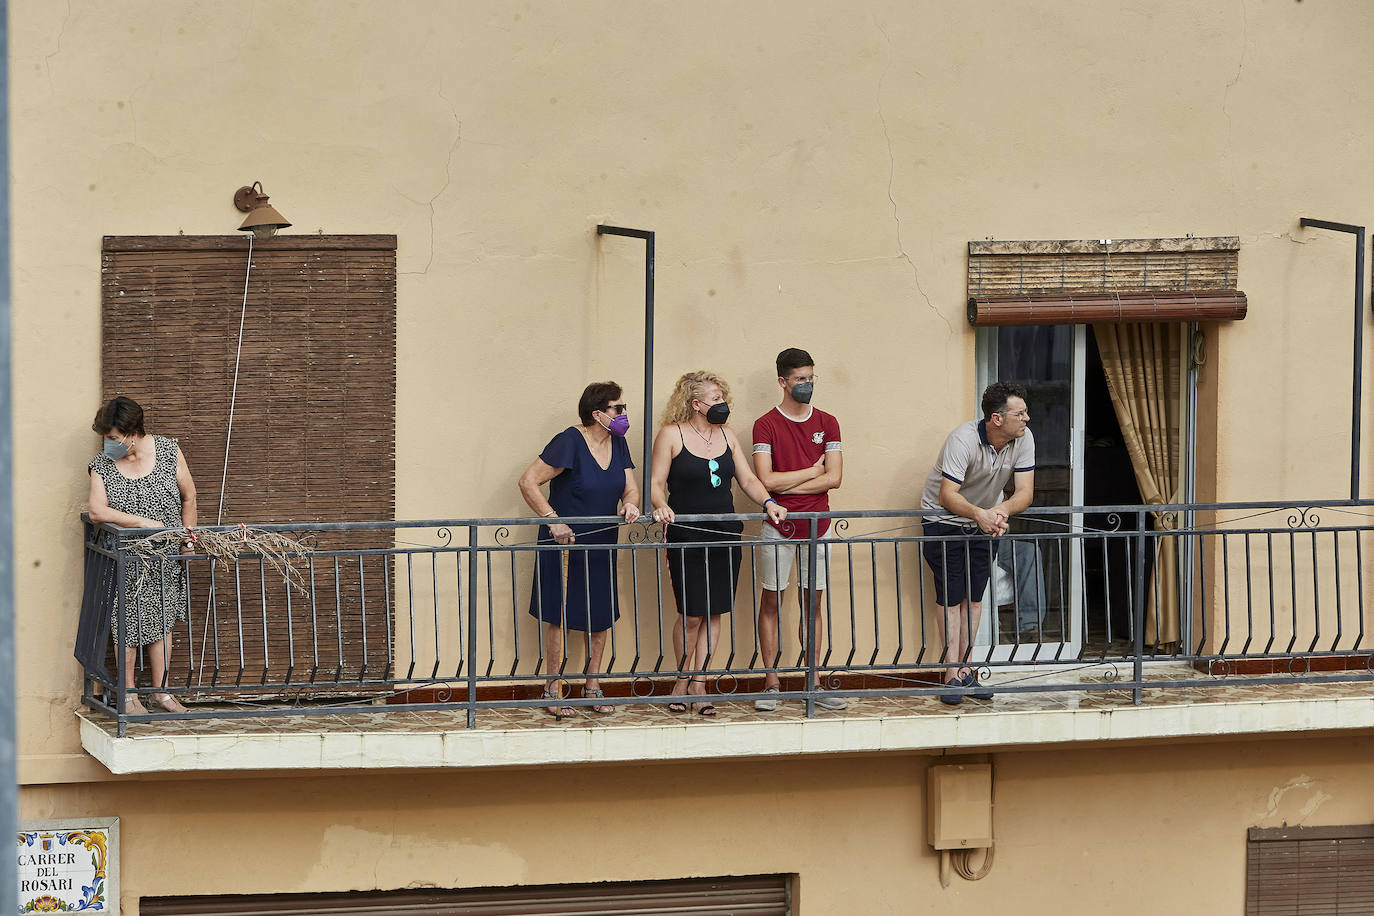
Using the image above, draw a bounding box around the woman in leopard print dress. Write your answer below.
[87,396,198,715]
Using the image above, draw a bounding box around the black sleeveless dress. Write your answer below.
[664,426,743,618]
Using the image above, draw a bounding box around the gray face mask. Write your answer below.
[102,437,130,461]
[790,381,814,404]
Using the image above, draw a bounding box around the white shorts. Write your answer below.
[757,524,832,592]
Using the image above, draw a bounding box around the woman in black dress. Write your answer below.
[649,371,785,715]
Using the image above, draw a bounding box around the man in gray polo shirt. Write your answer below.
[920,381,1035,704]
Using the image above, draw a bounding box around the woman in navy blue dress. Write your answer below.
[518,382,641,719]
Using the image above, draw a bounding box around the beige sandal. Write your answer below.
[151,693,188,713]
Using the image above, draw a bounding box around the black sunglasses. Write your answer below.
[601,404,629,415]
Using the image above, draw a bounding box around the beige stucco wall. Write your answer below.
[14,1,1374,768]
[21,736,1374,912]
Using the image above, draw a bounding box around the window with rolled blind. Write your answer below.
[1247,825,1374,914]
[142,875,792,916]
[966,236,1247,326]
[99,235,397,688]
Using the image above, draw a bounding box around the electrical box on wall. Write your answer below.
[928,763,992,850]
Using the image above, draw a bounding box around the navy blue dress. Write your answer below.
[528,427,634,633]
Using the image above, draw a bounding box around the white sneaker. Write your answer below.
[754,686,781,711]
[815,692,848,711]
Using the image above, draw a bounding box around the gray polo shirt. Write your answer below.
[920,420,1035,528]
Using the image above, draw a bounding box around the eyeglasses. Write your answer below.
[708,458,721,488]
[1000,409,1029,420]
[601,404,629,416]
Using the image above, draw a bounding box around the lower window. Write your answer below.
[143,875,792,916]
[1247,825,1374,914]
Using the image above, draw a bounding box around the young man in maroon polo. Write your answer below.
[751,348,845,711]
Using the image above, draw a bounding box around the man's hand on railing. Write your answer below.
[975,507,1009,536]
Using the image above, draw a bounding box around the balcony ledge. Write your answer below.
[77,667,1374,775]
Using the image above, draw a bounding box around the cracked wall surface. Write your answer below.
[11,0,1374,871]
[21,736,1374,912]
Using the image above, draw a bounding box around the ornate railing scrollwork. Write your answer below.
[711,672,739,695]
[819,669,848,691]
[1207,658,1235,678]
[1286,655,1312,677]
[1286,507,1321,529]
[625,519,665,544]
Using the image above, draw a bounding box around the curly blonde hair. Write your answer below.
[659,370,732,427]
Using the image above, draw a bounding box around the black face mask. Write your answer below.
[704,402,730,425]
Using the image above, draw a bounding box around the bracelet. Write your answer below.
[764,498,778,507]
[542,512,557,518]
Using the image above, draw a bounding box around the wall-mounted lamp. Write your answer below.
[233,182,292,240]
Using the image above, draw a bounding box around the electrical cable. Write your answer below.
[952,844,995,880]
[217,232,254,528]
[195,235,255,684]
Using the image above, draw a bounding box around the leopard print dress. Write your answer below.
[88,435,187,646]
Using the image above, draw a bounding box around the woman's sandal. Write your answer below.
[584,688,616,715]
[690,677,717,718]
[666,675,691,714]
[542,685,575,721]
[151,693,188,714]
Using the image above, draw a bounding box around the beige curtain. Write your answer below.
[1096,323,1182,646]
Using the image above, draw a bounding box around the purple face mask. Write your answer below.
[606,413,631,437]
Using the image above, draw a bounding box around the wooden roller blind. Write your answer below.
[966,236,1245,326]
[100,235,397,689]
[1247,825,1374,914]
[143,875,791,916]
[968,290,1248,326]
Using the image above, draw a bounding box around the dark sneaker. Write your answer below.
[962,672,994,700]
[939,679,964,705]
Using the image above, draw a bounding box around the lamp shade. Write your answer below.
[233,182,291,239]
[238,204,291,239]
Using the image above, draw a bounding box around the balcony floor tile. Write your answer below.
[76,666,1374,774]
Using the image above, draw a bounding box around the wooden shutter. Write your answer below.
[966,236,1246,326]
[142,875,791,916]
[967,290,1247,326]
[1247,825,1374,914]
[99,235,396,690]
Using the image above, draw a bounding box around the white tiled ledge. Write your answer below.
[78,691,1374,775]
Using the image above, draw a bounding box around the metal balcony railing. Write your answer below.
[76,501,1374,735]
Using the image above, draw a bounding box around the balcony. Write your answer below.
[75,503,1374,773]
